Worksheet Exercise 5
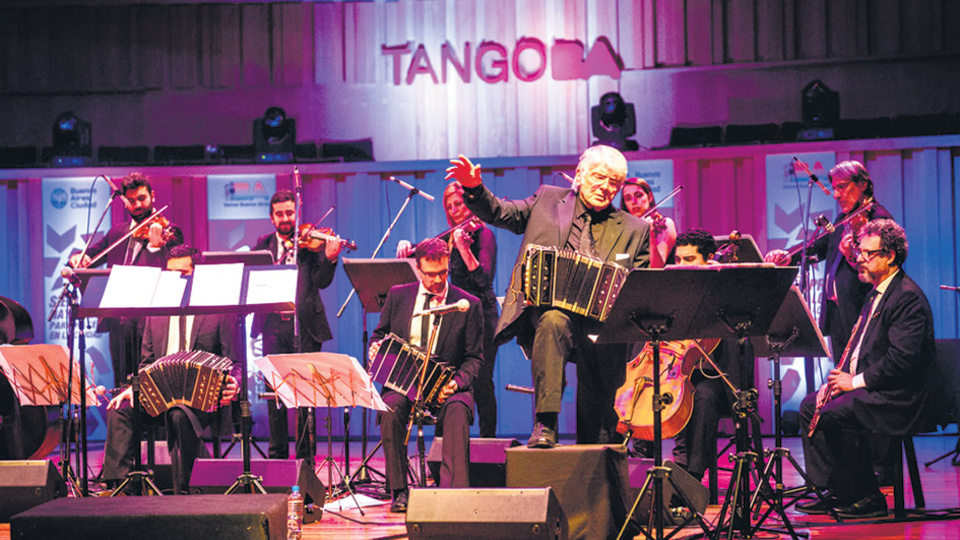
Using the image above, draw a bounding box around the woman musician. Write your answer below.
[620,178,677,269]
[396,181,500,437]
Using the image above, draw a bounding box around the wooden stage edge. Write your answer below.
[2,434,960,539]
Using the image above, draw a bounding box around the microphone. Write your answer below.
[293,166,302,189]
[60,266,82,287]
[793,157,831,197]
[386,176,435,202]
[560,171,576,184]
[415,298,470,317]
[813,214,835,234]
[102,175,132,208]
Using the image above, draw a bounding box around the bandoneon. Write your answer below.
[369,333,454,410]
[522,244,629,321]
[138,350,233,416]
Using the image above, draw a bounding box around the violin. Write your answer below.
[131,212,175,244]
[613,337,720,441]
[297,224,357,251]
[781,201,876,261]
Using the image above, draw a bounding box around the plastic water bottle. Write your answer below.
[286,485,304,540]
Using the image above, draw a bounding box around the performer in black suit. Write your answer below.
[101,246,240,494]
[667,229,755,481]
[447,145,650,448]
[68,172,184,388]
[765,161,894,363]
[251,189,341,460]
[370,238,483,513]
[397,181,501,437]
[796,219,934,518]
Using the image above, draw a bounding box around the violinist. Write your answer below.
[621,178,677,269]
[251,189,342,461]
[67,172,184,388]
[669,229,755,483]
[764,161,893,364]
[396,181,500,437]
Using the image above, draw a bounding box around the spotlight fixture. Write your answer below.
[253,106,296,163]
[51,110,92,166]
[591,92,639,151]
[798,80,839,141]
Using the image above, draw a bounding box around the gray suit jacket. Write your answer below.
[463,183,650,347]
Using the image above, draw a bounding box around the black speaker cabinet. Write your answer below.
[0,460,66,521]
[426,437,520,487]
[406,487,567,540]
[10,494,286,539]
[507,444,638,540]
[189,459,324,523]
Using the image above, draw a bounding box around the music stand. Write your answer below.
[341,258,419,489]
[713,234,763,263]
[599,265,796,540]
[0,344,101,496]
[254,351,387,516]
[747,286,841,532]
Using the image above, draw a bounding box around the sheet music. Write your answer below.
[189,263,244,307]
[150,270,188,308]
[246,267,296,306]
[0,344,100,406]
[255,353,387,411]
[100,265,161,308]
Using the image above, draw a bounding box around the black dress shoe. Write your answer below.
[390,489,409,513]
[527,422,558,449]
[835,493,888,519]
[795,492,842,515]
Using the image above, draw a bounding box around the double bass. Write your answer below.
[613,337,720,441]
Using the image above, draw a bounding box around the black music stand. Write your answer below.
[79,260,296,496]
[202,249,274,459]
[599,265,796,540]
[748,286,841,534]
[341,258,419,492]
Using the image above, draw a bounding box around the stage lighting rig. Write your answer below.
[591,92,639,151]
[253,106,296,163]
[52,111,92,167]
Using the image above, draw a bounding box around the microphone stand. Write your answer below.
[336,176,433,490]
[49,176,130,497]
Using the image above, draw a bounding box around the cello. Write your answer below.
[614,337,720,441]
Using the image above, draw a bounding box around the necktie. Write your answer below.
[838,290,877,372]
[178,314,188,352]
[280,238,296,265]
[419,293,434,349]
[579,212,598,257]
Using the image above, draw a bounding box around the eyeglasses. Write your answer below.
[586,172,624,190]
[831,181,853,193]
[420,269,449,279]
[854,247,887,261]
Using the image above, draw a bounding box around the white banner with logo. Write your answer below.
[42,177,113,439]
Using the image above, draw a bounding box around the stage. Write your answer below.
[2,433,959,539]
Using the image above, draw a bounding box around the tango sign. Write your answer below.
[382,37,622,85]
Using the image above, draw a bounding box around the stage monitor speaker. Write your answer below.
[10,493,286,539]
[406,487,568,540]
[0,460,66,521]
[426,437,520,487]
[628,458,709,525]
[189,459,324,523]
[506,444,638,540]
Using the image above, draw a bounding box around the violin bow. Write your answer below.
[83,204,170,269]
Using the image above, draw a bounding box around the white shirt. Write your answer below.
[850,270,899,389]
[409,282,448,353]
[165,314,195,356]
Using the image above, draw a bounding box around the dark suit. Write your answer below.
[102,313,238,494]
[794,201,893,362]
[251,232,337,459]
[373,282,483,491]
[672,339,755,480]
[82,217,184,387]
[463,183,650,442]
[799,271,935,502]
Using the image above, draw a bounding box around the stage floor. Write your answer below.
[3,434,960,539]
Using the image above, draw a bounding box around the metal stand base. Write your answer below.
[111,469,163,497]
